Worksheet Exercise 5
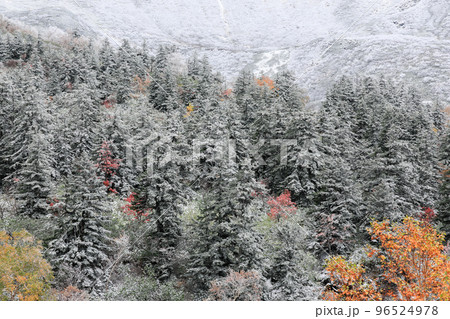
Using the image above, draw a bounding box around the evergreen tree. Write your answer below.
[438,129,450,239]
[114,40,135,104]
[0,71,19,182]
[234,70,259,124]
[136,40,152,78]
[246,71,309,195]
[0,73,53,196]
[148,46,179,112]
[13,130,55,218]
[180,54,223,108]
[264,218,319,300]
[100,107,131,193]
[364,106,422,220]
[281,110,321,206]
[97,39,117,100]
[309,107,361,258]
[187,145,266,291]
[53,83,103,176]
[268,73,315,202]
[48,152,111,293]
[9,35,25,60]
[0,34,9,61]
[130,111,189,280]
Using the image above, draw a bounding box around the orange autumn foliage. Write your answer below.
[256,76,275,90]
[324,217,450,301]
[324,256,381,301]
[0,230,54,301]
[368,218,450,300]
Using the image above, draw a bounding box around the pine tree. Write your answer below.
[187,141,266,291]
[13,131,55,218]
[0,73,54,205]
[97,39,117,100]
[438,129,450,239]
[48,152,111,293]
[264,217,319,300]
[309,106,361,258]
[130,111,189,280]
[148,46,179,112]
[53,83,103,176]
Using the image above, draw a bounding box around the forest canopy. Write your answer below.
[0,19,449,301]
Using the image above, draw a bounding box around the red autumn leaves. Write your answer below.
[102,98,115,109]
[267,189,297,221]
[96,141,120,194]
[121,192,151,223]
[96,142,298,223]
[96,141,152,222]
[251,186,297,221]
[419,206,437,225]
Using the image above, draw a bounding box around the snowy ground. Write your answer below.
[1,0,449,103]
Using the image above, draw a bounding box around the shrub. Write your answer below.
[208,270,263,301]
[0,230,54,301]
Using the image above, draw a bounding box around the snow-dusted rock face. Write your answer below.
[1,0,449,103]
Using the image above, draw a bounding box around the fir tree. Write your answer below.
[0,73,53,200]
[309,107,361,258]
[130,111,189,280]
[438,129,450,239]
[97,39,118,100]
[187,150,266,291]
[180,54,223,108]
[53,83,102,177]
[264,217,319,300]
[13,131,55,218]
[148,46,179,112]
[114,40,135,104]
[48,152,111,293]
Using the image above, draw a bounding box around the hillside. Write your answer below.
[0,0,449,103]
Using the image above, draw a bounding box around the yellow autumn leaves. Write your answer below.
[184,102,196,118]
[0,230,53,301]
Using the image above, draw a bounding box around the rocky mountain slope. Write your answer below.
[1,0,449,103]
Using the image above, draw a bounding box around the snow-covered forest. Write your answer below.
[0,17,449,301]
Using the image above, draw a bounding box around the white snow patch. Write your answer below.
[217,0,231,41]
[254,49,290,76]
